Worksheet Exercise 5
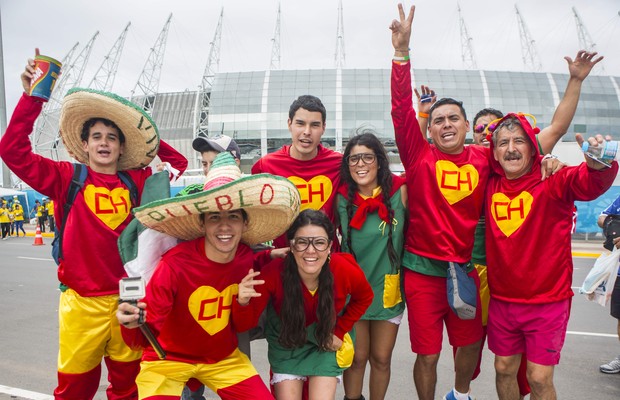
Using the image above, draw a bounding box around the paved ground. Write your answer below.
[0,235,619,399]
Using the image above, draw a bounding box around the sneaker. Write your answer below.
[443,390,473,400]
[600,356,620,374]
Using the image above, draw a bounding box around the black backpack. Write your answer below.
[51,163,138,265]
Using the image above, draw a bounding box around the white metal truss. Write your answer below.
[130,14,172,113]
[457,2,477,69]
[334,0,345,69]
[194,8,224,140]
[515,4,542,72]
[88,22,131,92]
[269,3,281,70]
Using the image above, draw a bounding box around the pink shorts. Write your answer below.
[403,269,483,355]
[487,298,571,366]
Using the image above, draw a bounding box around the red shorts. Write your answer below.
[487,298,571,366]
[403,268,483,355]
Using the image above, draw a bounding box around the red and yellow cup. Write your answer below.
[29,55,62,101]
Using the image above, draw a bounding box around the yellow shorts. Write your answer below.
[58,289,142,373]
[474,263,490,326]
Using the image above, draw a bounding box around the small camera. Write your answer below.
[420,94,432,103]
[119,277,146,302]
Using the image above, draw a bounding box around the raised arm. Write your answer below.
[537,51,603,154]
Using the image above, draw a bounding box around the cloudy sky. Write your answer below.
[1,0,619,115]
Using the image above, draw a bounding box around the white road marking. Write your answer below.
[0,385,53,400]
[17,257,54,261]
[566,330,617,338]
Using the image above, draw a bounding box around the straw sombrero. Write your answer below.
[59,88,160,171]
[133,152,301,245]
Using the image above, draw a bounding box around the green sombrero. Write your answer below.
[59,88,160,171]
[133,152,301,245]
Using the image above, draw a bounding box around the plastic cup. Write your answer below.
[29,55,62,102]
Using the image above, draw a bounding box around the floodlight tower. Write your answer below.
[131,14,172,113]
[194,8,224,141]
[89,22,131,91]
[270,3,281,70]
[515,5,542,72]
[457,3,477,69]
[33,32,99,160]
[334,0,345,69]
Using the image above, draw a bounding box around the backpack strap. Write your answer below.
[57,163,88,261]
[118,171,139,207]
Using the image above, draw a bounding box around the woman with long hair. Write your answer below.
[237,209,373,400]
[336,130,407,400]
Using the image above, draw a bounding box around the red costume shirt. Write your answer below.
[391,61,490,265]
[123,239,257,363]
[486,148,617,304]
[251,145,342,247]
[0,93,188,296]
[238,253,373,340]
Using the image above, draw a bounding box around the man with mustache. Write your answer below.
[485,114,617,399]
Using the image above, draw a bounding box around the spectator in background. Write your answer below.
[44,197,56,233]
[597,199,620,374]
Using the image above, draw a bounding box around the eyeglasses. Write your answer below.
[473,124,488,134]
[291,236,331,252]
[346,153,376,166]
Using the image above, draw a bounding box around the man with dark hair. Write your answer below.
[0,50,188,399]
[389,4,603,400]
[252,94,342,248]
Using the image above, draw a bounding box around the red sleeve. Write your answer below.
[251,158,263,174]
[158,139,188,177]
[548,161,619,202]
[232,260,279,331]
[143,259,177,338]
[252,249,273,271]
[0,93,72,199]
[333,254,373,339]
[391,61,428,170]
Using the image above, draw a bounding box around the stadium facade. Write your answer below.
[150,66,620,171]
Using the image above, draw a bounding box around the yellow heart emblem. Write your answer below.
[435,160,479,205]
[490,191,533,237]
[288,175,333,211]
[188,285,238,335]
[83,184,131,230]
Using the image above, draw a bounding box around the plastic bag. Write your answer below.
[579,246,620,306]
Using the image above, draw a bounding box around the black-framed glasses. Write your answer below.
[346,153,376,166]
[291,236,331,252]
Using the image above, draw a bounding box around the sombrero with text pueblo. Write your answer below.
[133,152,301,245]
[59,88,160,171]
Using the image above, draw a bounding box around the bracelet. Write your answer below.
[393,55,410,61]
[395,47,410,52]
[418,112,429,118]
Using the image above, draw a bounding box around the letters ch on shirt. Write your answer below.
[83,184,131,230]
[188,285,238,335]
[491,191,533,237]
[288,175,333,210]
[435,160,479,205]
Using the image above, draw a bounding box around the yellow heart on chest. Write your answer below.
[435,160,479,205]
[83,184,131,230]
[188,285,238,336]
[288,175,333,211]
[490,191,533,237]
